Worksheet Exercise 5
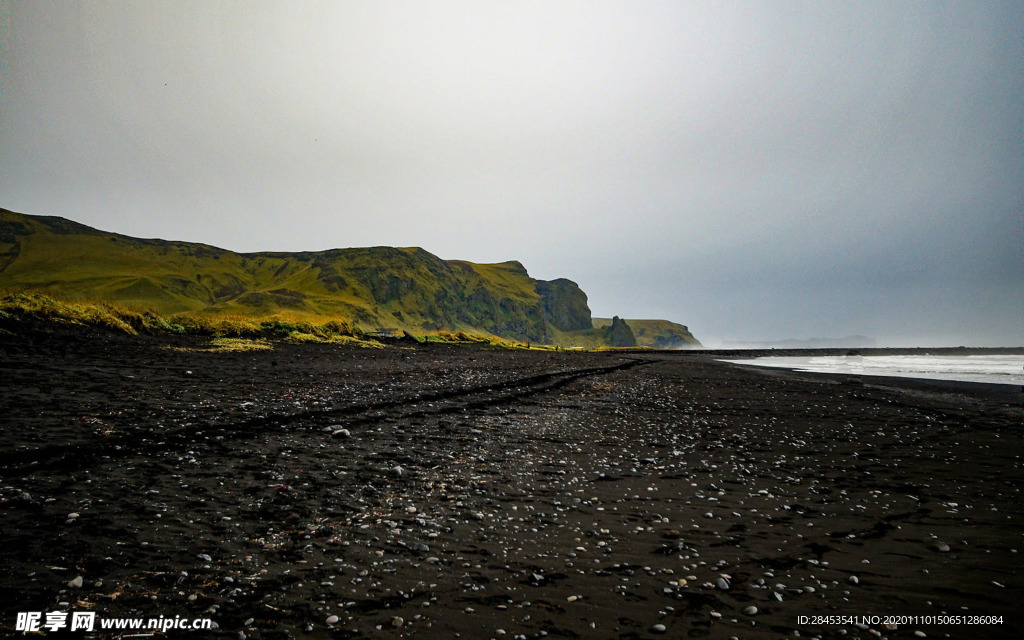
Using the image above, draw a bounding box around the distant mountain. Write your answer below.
[0,208,699,347]
[722,335,876,349]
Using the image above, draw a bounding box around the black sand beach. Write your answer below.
[1,324,1021,639]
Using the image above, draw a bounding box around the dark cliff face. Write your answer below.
[606,315,637,347]
[535,278,592,332]
[453,285,550,344]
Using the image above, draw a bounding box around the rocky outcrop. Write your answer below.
[605,315,637,347]
[536,278,591,332]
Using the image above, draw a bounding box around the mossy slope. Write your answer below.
[1,208,700,346]
[0,209,594,343]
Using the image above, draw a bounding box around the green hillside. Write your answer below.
[0,208,700,346]
[592,317,702,348]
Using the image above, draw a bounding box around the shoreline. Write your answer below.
[715,358,1024,405]
[683,346,1024,357]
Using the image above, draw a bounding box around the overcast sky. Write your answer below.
[2,1,1021,346]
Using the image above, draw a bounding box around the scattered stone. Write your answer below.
[651,623,667,633]
[934,541,950,553]
[848,575,859,585]
[743,605,758,616]
[715,577,730,590]
[392,616,404,628]
[68,576,83,589]
[331,428,351,438]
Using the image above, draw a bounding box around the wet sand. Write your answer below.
[1,323,1021,639]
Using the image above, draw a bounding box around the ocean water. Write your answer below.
[721,355,1024,386]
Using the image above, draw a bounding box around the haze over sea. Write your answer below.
[722,355,1024,386]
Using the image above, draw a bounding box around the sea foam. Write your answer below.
[721,355,1024,386]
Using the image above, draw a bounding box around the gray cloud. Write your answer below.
[2,1,1020,345]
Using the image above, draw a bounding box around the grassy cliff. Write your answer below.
[0,208,699,346]
[592,317,702,348]
[0,209,590,343]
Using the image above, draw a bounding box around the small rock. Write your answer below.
[392,616,404,628]
[391,465,404,477]
[651,623,667,633]
[67,512,80,519]
[934,541,950,553]
[743,606,758,616]
[331,428,351,438]
[68,576,83,589]
[197,554,212,562]
[848,576,859,585]
[326,614,339,624]
[715,577,730,590]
